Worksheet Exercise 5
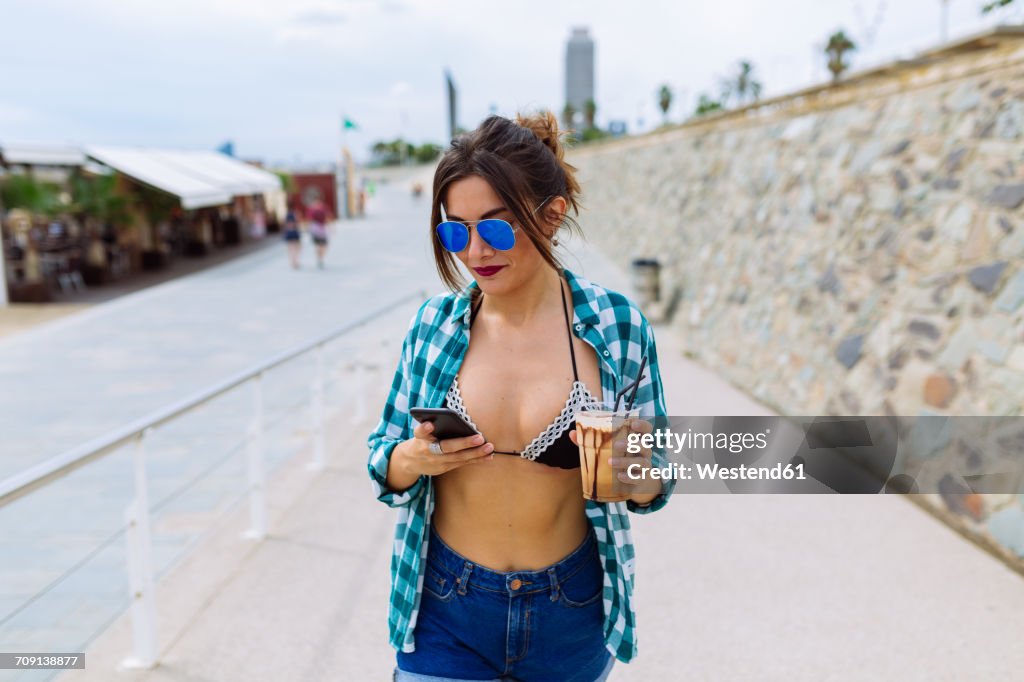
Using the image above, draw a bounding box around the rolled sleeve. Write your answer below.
[628,315,675,515]
[367,323,427,508]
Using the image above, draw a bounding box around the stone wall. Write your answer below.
[569,30,1024,566]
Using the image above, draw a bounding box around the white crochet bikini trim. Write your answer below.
[445,377,599,461]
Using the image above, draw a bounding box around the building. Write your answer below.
[1,143,284,303]
[564,27,595,127]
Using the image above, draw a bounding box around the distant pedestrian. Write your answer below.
[283,210,301,269]
[307,201,331,269]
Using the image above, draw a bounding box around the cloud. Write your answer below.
[0,102,33,125]
[292,8,347,25]
[390,81,412,97]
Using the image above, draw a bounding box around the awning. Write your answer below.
[0,143,86,167]
[86,146,233,209]
[151,150,282,196]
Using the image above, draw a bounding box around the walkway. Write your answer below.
[2,171,1021,681]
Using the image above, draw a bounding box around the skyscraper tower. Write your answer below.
[564,27,594,128]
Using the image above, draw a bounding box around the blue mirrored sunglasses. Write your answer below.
[435,197,552,253]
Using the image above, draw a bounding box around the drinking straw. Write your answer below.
[624,356,648,412]
[613,381,632,412]
[613,355,648,412]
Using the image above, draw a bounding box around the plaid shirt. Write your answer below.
[367,268,672,663]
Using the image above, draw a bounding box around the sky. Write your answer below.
[0,0,1020,166]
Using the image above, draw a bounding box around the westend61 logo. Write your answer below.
[619,416,1024,494]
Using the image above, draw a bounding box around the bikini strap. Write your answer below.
[469,296,483,327]
[560,279,580,381]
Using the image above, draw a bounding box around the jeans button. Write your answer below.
[510,578,522,590]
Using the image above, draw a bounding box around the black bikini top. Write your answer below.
[445,280,598,469]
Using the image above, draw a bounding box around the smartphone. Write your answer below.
[409,407,480,440]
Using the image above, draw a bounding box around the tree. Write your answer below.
[982,0,1016,12]
[0,174,61,215]
[414,143,441,164]
[658,85,673,122]
[561,102,577,131]
[721,60,762,107]
[694,94,724,116]
[583,98,597,130]
[825,30,858,82]
[69,171,129,227]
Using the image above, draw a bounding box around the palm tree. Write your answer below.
[694,94,723,116]
[657,85,672,122]
[561,102,577,131]
[583,98,597,130]
[825,30,857,82]
[721,60,762,108]
[982,0,1016,12]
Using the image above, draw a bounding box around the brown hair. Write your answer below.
[430,111,582,293]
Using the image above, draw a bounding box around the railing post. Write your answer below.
[309,344,326,471]
[122,429,158,669]
[243,372,266,540]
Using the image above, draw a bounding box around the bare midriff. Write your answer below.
[433,459,590,571]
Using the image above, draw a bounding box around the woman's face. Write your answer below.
[443,175,552,296]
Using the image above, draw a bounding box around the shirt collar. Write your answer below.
[452,268,601,328]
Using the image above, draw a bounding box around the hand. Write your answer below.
[570,417,661,503]
[395,421,494,478]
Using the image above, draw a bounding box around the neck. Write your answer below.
[479,266,564,327]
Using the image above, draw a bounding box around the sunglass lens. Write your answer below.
[477,219,516,250]
[437,222,469,252]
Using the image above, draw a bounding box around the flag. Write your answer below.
[445,69,457,140]
[343,117,359,131]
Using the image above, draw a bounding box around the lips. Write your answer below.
[473,266,505,277]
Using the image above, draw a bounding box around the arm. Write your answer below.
[367,303,495,507]
[626,316,674,514]
[367,329,427,507]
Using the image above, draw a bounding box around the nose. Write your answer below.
[464,224,495,259]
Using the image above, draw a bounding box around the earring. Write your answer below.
[552,235,560,247]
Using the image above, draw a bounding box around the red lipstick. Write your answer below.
[473,266,505,277]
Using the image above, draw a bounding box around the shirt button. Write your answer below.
[510,578,522,590]
[603,350,610,357]
[574,324,582,331]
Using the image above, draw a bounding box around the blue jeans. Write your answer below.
[394,524,614,682]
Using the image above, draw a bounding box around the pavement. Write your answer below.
[0,170,1021,681]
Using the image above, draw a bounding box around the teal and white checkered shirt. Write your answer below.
[367,268,672,663]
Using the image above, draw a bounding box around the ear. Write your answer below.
[542,196,568,236]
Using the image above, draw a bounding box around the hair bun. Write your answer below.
[515,110,566,161]
[514,110,581,202]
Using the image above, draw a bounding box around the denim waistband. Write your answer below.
[427,524,598,597]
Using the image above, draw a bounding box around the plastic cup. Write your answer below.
[575,405,639,502]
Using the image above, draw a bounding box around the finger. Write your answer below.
[438,442,494,465]
[609,454,651,468]
[440,432,486,452]
[412,420,435,440]
[628,418,654,434]
[569,429,578,446]
[438,440,493,466]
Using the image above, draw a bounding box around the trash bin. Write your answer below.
[632,258,661,307]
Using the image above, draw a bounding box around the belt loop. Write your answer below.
[457,561,473,596]
[547,567,559,602]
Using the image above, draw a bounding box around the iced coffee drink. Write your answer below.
[576,407,637,502]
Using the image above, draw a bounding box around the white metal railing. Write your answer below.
[0,289,426,669]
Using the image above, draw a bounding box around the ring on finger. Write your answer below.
[429,441,444,456]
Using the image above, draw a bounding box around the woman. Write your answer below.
[307,200,330,269]
[368,112,671,682]
[282,210,301,269]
